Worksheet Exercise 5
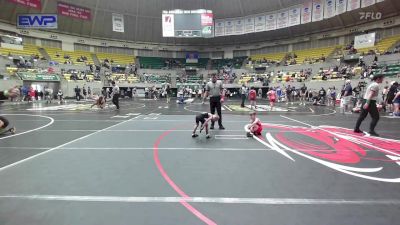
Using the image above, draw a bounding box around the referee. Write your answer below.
[205,74,225,130]
[111,81,120,110]
[354,74,384,136]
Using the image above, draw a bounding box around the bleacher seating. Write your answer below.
[147,74,169,83]
[139,57,165,69]
[357,35,400,55]
[185,58,208,69]
[271,72,305,83]
[96,52,135,66]
[250,52,286,64]
[108,73,139,83]
[44,47,94,65]
[211,57,246,69]
[238,75,253,84]
[139,57,208,69]
[293,46,338,64]
[186,75,202,84]
[0,44,40,57]
[5,67,19,74]
[372,63,400,77]
[63,73,96,81]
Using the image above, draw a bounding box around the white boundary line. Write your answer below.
[382,116,400,119]
[0,147,394,153]
[309,108,337,116]
[223,105,233,111]
[0,115,142,172]
[244,124,295,161]
[215,134,248,140]
[0,147,268,151]
[215,137,249,140]
[0,114,54,140]
[280,115,400,155]
[115,119,304,123]
[13,129,398,134]
[25,129,248,132]
[1,195,399,205]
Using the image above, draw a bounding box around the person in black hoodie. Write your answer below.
[74,86,81,101]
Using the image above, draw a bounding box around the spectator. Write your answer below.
[286,85,293,105]
[74,86,81,101]
[342,80,353,113]
[83,86,87,100]
[240,84,247,108]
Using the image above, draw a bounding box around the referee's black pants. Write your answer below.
[241,94,246,107]
[112,94,120,109]
[210,96,222,127]
[354,100,379,132]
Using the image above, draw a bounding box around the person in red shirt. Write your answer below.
[29,87,35,102]
[267,88,277,111]
[247,111,263,137]
[249,87,257,110]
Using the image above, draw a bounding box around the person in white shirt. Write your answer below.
[205,74,225,130]
[57,90,64,103]
[44,87,53,104]
[240,84,247,107]
[354,74,384,136]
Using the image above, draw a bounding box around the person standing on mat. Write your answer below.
[205,74,225,130]
[240,84,247,108]
[74,86,81,101]
[354,74,384,136]
[111,81,120,110]
[342,80,353,113]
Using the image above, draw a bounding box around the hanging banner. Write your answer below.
[7,0,41,10]
[336,0,347,14]
[17,14,58,29]
[18,73,60,81]
[265,13,277,31]
[254,15,266,32]
[347,0,360,11]
[277,11,289,29]
[162,14,174,37]
[214,20,225,37]
[201,13,214,26]
[324,0,336,18]
[301,1,313,24]
[244,17,255,33]
[289,7,301,26]
[361,0,375,7]
[312,0,324,22]
[354,32,376,49]
[57,2,91,20]
[234,19,244,35]
[224,20,234,36]
[112,13,124,33]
